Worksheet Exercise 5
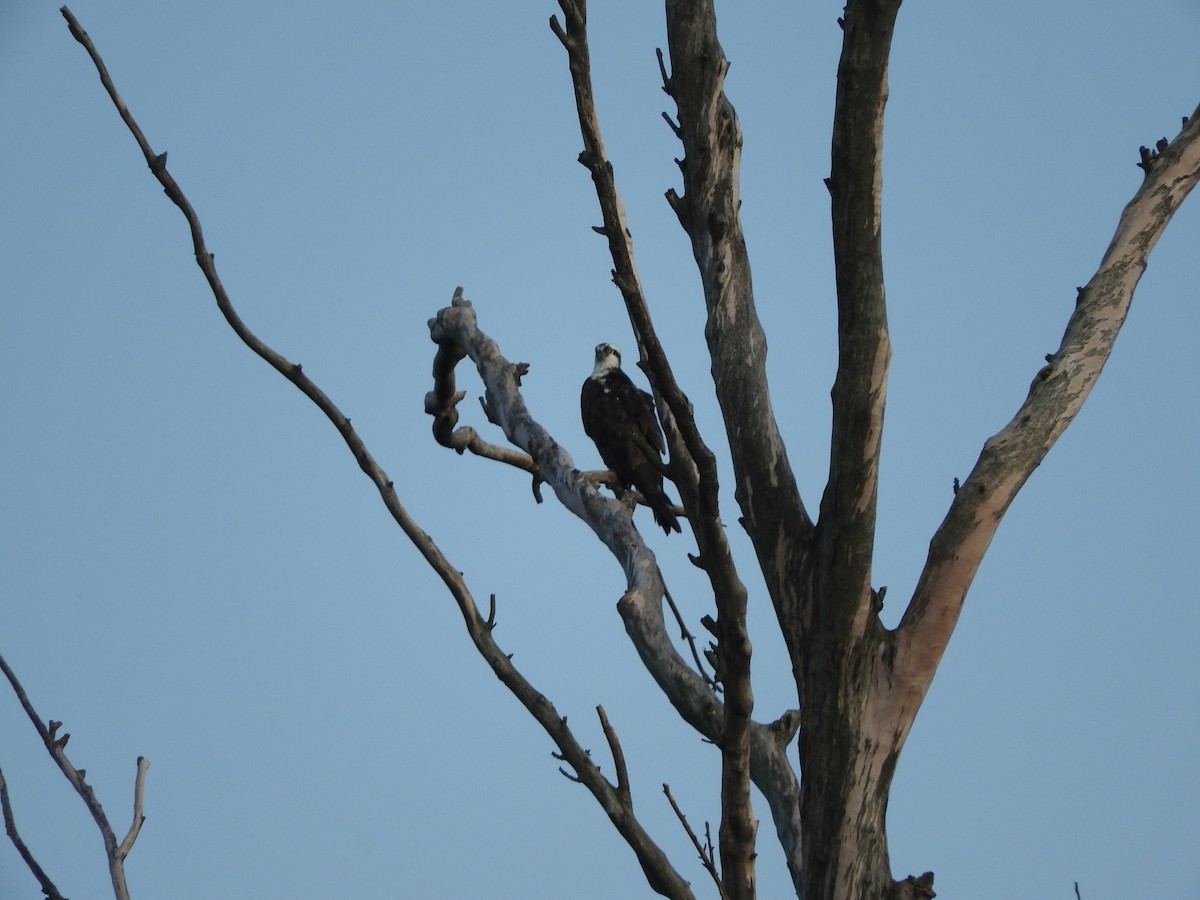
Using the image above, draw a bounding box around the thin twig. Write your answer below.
[0,769,67,900]
[660,570,719,692]
[663,783,727,900]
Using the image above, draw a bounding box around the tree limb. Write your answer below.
[0,651,144,899]
[115,757,150,863]
[818,0,903,647]
[0,768,67,900]
[597,706,630,797]
[425,339,541,484]
[663,0,814,663]
[893,103,1200,708]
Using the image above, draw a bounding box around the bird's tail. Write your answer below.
[649,490,681,535]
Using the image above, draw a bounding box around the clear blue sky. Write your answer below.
[2,2,1198,898]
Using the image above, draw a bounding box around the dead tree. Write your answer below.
[32,2,1200,899]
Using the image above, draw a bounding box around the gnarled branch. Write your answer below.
[426,338,541,482]
[429,292,802,896]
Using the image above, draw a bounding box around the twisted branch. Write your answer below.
[426,340,541,490]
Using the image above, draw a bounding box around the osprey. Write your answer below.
[581,343,681,534]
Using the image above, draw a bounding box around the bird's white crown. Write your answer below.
[591,342,622,377]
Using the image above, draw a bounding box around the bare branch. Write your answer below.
[425,336,541,481]
[1,651,143,899]
[663,0,814,668]
[821,0,903,641]
[551,0,717,534]
[664,783,727,900]
[661,574,720,692]
[62,10,696,896]
[0,769,67,900]
[894,102,1200,709]
[60,7,398,524]
[115,757,150,862]
[597,706,629,797]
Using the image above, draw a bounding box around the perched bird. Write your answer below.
[581,343,681,534]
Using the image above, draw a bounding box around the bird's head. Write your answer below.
[592,342,622,377]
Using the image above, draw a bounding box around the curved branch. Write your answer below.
[893,104,1200,705]
[426,341,540,479]
[115,756,150,862]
